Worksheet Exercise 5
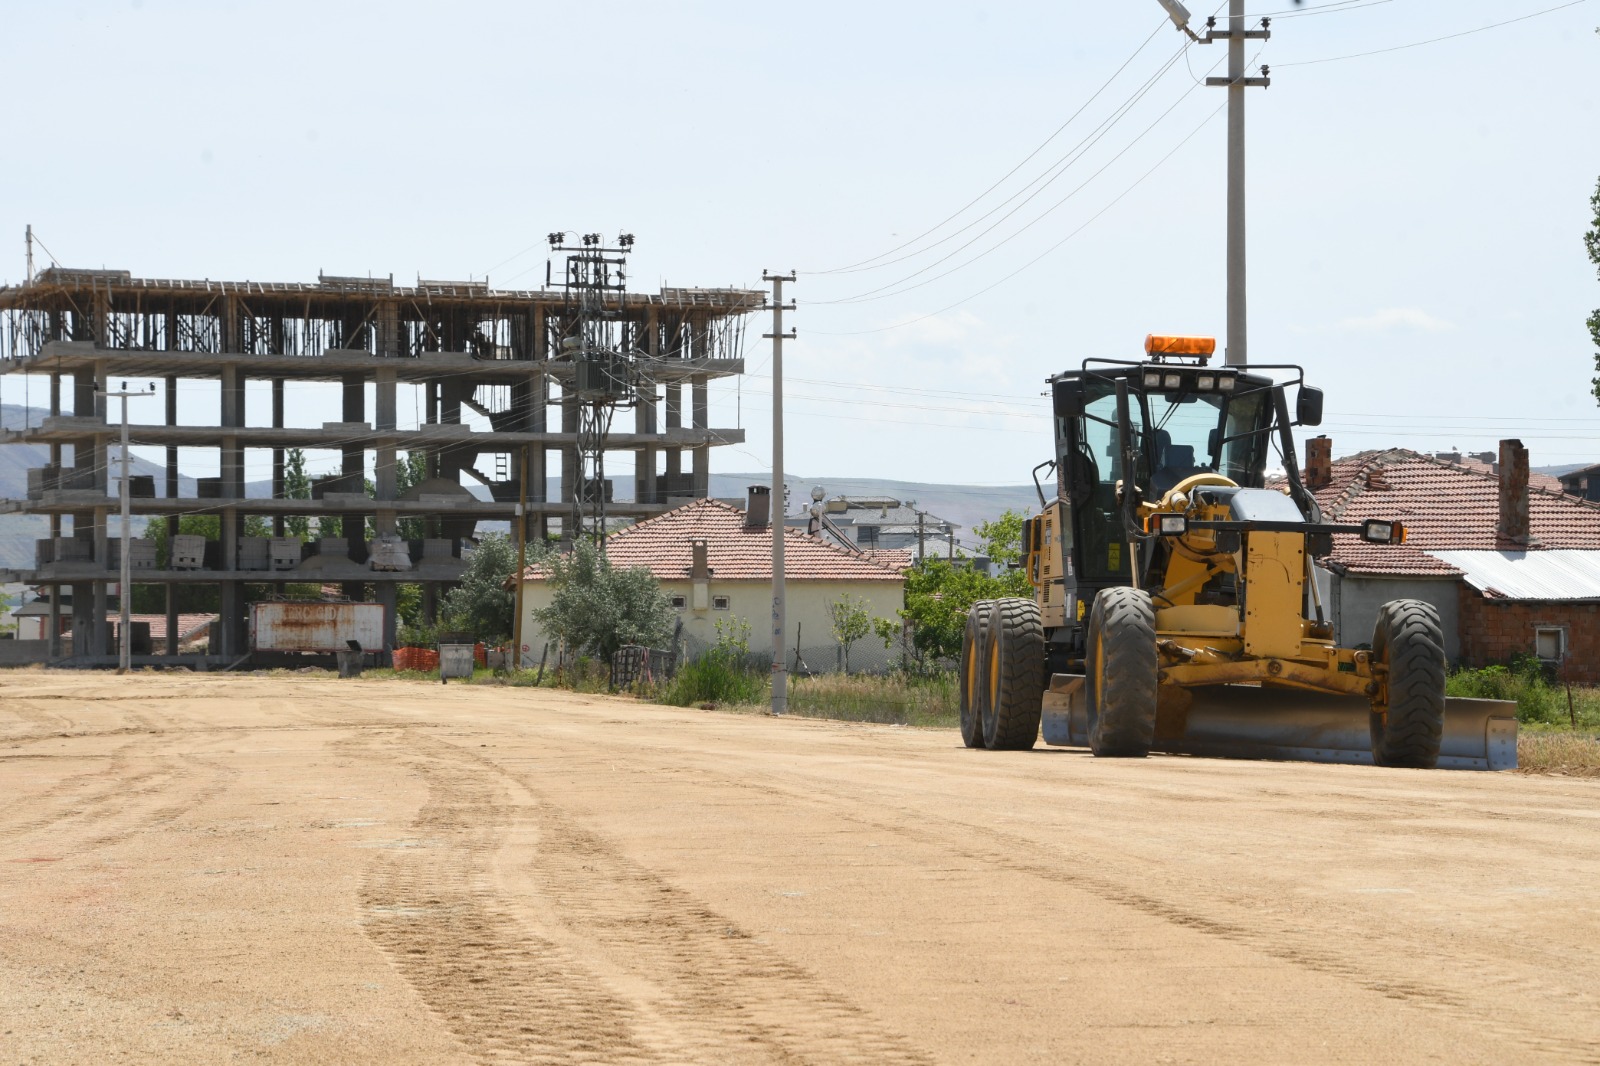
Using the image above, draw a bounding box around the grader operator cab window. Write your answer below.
[1057,364,1275,584]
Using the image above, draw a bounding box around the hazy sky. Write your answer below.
[2,0,1596,488]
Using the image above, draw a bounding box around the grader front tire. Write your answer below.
[981,598,1044,751]
[1370,599,1446,769]
[1087,587,1158,758]
[958,602,991,749]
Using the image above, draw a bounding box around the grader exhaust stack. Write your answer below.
[957,336,1517,770]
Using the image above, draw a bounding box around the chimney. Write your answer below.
[1496,438,1531,545]
[1305,435,1332,491]
[745,484,771,529]
[690,538,710,579]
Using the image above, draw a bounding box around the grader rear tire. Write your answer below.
[1086,587,1158,758]
[958,602,991,749]
[1370,599,1446,769]
[981,598,1044,751]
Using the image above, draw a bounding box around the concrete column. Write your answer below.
[374,367,397,535]
[561,392,578,514]
[165,375,179,656]
[220,364,245,658]
[636,383,658,505]
[665,382,682,485]
[691,372,708,498]
[91,504,108,657]
[340,373,366,593]
[89,360,108,658]
[527,352,549,543]
[271,378,285,537]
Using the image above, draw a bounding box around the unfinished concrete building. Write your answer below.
[0,264,760,665]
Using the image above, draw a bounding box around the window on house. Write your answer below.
[712,595,731,610]
[1535,627,1565,661]
[670,594,687,610]
[857,525,880,548]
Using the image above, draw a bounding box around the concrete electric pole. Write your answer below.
[100,381,154,673]
[763,271,796,716]
[1156,0,1270,367]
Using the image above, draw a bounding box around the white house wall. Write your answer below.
[517,578,904,669]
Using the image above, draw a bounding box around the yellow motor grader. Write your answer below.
[958,335,1516,770]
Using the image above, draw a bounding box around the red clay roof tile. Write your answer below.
[520,499,906,583]
[1313,449,1600,576]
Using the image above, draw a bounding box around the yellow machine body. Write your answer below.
[1020,477,1517,771]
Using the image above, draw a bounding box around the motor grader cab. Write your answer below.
[957,335,1516,770]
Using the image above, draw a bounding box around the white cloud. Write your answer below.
[1335,307,1457,333]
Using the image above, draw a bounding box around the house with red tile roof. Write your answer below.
[1305,437,1600,680]
[515,494,906,670]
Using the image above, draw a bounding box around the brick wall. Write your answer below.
[1457,585,1600,682]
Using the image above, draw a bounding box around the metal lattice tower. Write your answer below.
[548,232,636,543]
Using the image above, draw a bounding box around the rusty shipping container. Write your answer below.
[250,602,385,653]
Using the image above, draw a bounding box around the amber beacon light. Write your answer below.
[1144,334,1217,357]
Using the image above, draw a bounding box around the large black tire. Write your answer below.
[1086,587,1158,758]
[980,598,1045,750]
[1370,599,1446,769]
[958,602,991,749]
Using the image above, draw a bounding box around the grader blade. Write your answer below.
[1040,676,1518,770]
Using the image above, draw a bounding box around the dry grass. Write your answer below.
[778,673,959,728]
[1515,729,1600,778]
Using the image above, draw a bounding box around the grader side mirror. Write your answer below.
[1297,386,1325,427]
[1053,380,1084,419]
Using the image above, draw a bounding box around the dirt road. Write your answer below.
[2,671,1598,1064]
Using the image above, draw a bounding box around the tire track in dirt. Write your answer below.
[352,732,655,1065]
[352,731,932,1065]
[548,737,1600,1064]
[0,741,238,856]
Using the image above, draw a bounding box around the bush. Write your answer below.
[532,539,675,666]
[1448,656,1563,725]
[658,618,764,706]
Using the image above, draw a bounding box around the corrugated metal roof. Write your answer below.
[1425,550,1600,600]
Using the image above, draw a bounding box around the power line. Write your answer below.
[806,42,1210,305]
[805,97,1229,337]
[811,39,1194,284]
[1276,0,1591,66]
[802,18,1172,277]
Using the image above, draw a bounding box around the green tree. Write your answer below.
[973,507,1029,568]
[395,451,429,542]
[439,532,518,644]
[1588,176,1600,403]
[827,593,873,673]
[895,559,1031,662]
[530,538,674,666]
[283,448,312,541]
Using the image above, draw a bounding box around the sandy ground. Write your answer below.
[2,672,1599,1065]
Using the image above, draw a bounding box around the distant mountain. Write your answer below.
[1535,463,1593,478]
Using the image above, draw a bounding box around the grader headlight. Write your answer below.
[1145,512,1189,536]
[1362,519,1406,544]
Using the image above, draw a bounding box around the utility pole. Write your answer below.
[916,510,926,563]
[763,271,796,716]
[100,381,154,674]
[1157,0,1269,367]
[1204,1,1269,366]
